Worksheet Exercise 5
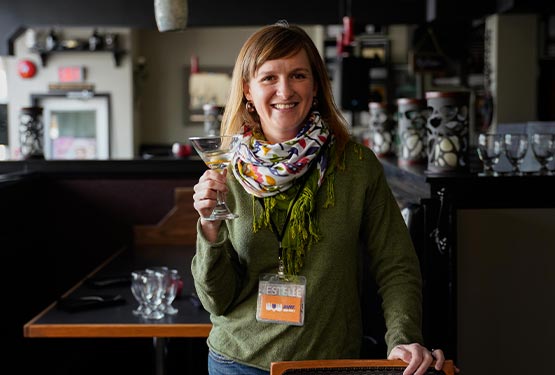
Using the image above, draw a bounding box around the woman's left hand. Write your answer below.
[388,343,445,375]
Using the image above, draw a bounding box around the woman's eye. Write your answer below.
[293,73,307,79]
[261,75,274,82]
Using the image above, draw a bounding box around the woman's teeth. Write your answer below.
[273,103,295,109]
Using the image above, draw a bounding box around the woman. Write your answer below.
[191,21,447,375]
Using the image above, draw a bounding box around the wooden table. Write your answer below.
[24,244,212,375]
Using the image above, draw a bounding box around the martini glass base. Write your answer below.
[204,203,239,221]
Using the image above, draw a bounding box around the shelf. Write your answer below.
[32,48,127,67]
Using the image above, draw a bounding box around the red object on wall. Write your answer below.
[17,60,37,79]
[342,16,354,46]
[58,66,85,82]
[190,54,199,74]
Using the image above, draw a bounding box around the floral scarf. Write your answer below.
[232,111,330,197]
[232,111,335,275]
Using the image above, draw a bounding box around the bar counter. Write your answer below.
[0,156,206,177]
[5,155,555,371]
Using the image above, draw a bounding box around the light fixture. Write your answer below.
[154,0,188,32]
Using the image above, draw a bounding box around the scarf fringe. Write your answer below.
[250,138,349,275]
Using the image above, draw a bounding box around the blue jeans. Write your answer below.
[208,349,270,375]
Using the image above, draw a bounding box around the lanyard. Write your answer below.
[256,135,330,277]
[257,164,313,278]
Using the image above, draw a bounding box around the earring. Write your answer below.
[246,101,255,113]
[312,97,319,109]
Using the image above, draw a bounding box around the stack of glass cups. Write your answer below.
[130,267,181,319]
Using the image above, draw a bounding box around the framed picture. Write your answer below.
[31,93,111,160]
[183,66,232,125]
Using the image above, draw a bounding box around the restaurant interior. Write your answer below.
[1,1,555,374]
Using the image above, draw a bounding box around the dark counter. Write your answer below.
[0,157,207,178]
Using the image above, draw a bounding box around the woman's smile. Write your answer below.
[272,103,297,110]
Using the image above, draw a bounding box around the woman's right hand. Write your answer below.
[192,169,228,241]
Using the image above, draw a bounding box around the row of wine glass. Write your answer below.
[130,267,181,320]
[477,133,555,176]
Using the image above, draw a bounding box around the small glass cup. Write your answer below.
[162,269,181,315]
[504,133,529,176]
[141,271,165,320]
[530,133,555,175]
[131,270,151,317]
[146,266,180,315]
[476,133,504,176]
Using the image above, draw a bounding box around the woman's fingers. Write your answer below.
[389,343,437,375]
[431,348,445,370]
[193,169,229,218]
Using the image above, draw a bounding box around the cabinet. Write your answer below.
[380,155,555,372]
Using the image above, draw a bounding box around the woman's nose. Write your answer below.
[276,78,294,98]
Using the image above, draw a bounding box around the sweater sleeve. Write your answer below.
[360,150,424,354]
[191,219,244,316]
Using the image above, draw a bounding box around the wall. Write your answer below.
[2,26,325,157]
[487,14,538,126]
[134,25,325,145]
[5,27,135,158]
[134,26,258,145]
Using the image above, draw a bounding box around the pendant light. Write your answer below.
[154,0,188,32]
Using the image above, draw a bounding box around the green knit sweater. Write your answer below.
[191,141,423,371]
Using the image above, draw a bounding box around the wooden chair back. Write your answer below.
[134,187,198,246]
[270,359,455,375]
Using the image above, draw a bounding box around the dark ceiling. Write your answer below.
[0,0,553,56]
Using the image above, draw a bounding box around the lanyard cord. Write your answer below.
[257,150,322,278]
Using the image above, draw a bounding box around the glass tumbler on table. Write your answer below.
[141,270,166,320]
[131,270,151,318]
[189,135,242,220]
[146,266,180,315]
[476,133,504,176]
[163,269,181,315]
[131,269,165,320]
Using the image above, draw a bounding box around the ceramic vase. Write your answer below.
[368,102,395,157]
[397,98,428,166]
[19,106,44,159]
[425,91,470,173]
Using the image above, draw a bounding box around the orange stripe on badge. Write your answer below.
[259,294,302,324]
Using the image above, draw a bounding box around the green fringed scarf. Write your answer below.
[232,112,341,275]
[253,142,337,275]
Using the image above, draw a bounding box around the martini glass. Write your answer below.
[189,135,242,220]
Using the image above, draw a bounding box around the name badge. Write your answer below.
[256,273,306,326]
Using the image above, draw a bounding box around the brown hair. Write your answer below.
[221,21,350,154]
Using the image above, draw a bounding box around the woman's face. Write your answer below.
[244,49,317,143]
